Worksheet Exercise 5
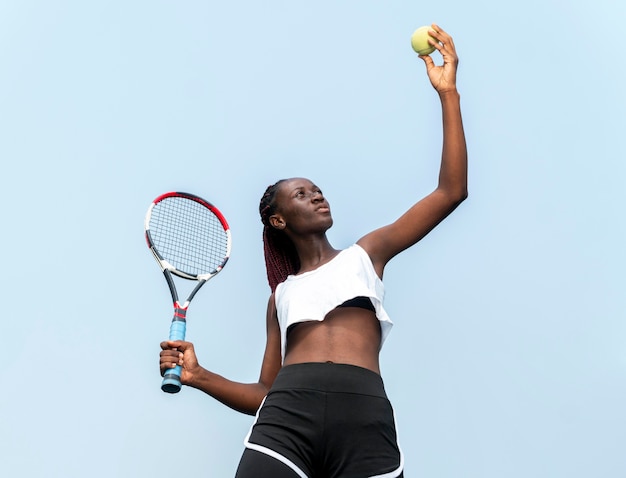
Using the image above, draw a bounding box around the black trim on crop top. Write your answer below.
[286,296,375,336]
[337,296,375,311]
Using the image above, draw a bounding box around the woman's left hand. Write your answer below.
[419,24,459,94]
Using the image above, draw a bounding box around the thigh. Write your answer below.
[324,393,404,477]
[245,389,323,476]
[235,448,303,478]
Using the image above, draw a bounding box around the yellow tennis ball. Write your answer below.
[411,26,436,55]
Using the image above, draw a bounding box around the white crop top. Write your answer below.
[274,244,393,361]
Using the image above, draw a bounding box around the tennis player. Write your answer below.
[160,24,467,477]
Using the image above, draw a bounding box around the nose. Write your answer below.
[309,190,323,201]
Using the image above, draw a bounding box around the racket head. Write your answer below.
[144,192,232,280]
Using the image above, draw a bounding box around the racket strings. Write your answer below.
[149,197,229,277]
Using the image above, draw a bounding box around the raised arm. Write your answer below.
[358,24,467,275]
[159,295,282,415]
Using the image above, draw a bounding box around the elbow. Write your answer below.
[434,185,468,210]
[438,177,468,206]
[239,396,266,416]
[457,188,469,204]
[446,187,468,208]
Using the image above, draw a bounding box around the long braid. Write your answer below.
[259,181,300,292]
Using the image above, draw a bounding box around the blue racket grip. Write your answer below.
[161,310,187,394]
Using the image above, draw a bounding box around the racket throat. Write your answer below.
[173,302,189,321]
[169,303,188,340]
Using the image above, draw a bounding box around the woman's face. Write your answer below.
[270,178,333,236]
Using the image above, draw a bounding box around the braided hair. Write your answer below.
[259,180,300,292]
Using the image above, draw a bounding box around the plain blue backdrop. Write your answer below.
[1,1,624,476]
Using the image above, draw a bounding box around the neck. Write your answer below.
[291,235,338,274]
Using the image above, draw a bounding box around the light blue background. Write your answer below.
[1,1,624,476]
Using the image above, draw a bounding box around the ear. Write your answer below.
[269,214,286,230]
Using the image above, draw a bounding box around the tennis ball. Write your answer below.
[411,26,436,55]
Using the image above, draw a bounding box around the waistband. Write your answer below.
[271,362,387,398]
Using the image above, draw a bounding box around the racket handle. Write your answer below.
[161,309,187,394]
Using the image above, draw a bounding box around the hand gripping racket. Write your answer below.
[145,192,231,393]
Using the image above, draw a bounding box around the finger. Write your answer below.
[160,360,180,377]
[160,351,183,370]
[160,340,185,350]
[430,24,450,43]
[430,24,457,55]
[172,341,193,353]
[160,340,178,350]
[159,349,183,357]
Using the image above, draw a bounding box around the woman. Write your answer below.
[160,24,467,477]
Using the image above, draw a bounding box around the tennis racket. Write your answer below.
[145,192,231,393]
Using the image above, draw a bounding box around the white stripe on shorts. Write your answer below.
[243,396,309,478]
[243,396,405,478]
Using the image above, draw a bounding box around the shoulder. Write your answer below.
[355,235,387,278]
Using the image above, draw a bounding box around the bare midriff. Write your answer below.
[282,307,382,374]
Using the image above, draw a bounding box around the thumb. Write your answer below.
[419,54,435,71]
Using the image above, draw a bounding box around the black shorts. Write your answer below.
[236,362,404,478]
